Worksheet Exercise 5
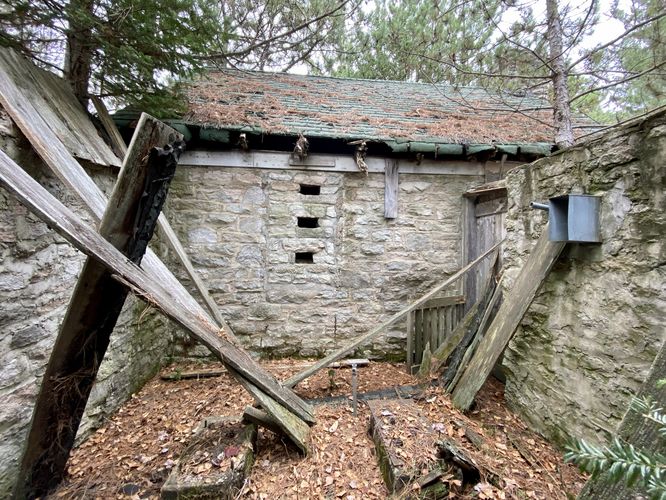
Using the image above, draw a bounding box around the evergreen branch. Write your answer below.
[204,0,351,60]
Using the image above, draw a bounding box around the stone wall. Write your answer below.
[163,165,482,359]
[0,110,173,496]
[501,110,666,446]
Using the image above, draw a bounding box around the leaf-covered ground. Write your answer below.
[48,360,586,499]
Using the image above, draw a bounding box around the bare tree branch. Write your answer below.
[567,11,666,71]
[569,60,666,103]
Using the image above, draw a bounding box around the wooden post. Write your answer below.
[0,150,314,456]
[451,228,565,411]
[384,159,399,218]
[406,312,414,371]
[91,96,235,337]
[14,115,183,498]
[284,243,502,388]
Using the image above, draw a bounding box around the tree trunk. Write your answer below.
[546,0,574,148]
[64,0,95,107]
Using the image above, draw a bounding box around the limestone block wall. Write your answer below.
[163,165,481,359]
[501,110,666,446]
[0,110,172,496]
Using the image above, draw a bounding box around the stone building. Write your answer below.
[1,57,663,497]
[114,69,567,359]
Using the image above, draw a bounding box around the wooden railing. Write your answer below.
[406,295,466,372]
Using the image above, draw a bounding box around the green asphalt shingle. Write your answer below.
[181,69,597,152]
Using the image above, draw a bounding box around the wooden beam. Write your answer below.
[284,242,503,388]
[0,43,234,343]
[445,277,504,392]
[91,96,127,160]
[91,95,233,335]
[384,159,399,218]
[451,228,565,411]
[14,115,182,499]
[0,49,121,167]
[0,150,314,425]
[234,373,310,454]
[180,150,509,176]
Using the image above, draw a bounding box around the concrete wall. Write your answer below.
[0,109,172,496]
[501,110,666,446]
[163,165,483,359]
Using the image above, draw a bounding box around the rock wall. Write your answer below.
[163,166,482,359]
[0,110,172,496]
[501,110,666,446]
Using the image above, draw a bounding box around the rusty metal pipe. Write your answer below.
[530,201,550,211]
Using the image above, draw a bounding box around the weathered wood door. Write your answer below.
[463,183,507,307]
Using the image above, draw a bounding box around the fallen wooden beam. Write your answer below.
[451,228,565,410]
[0,150,314,426]
[161,369,226,381]
[91,97,233,335]
[14,115,182,499]
[285,243,502,388]
[445,277,504,392]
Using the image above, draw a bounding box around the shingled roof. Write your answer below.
[182,69,572,155]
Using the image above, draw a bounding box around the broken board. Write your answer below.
[451,227,565,410]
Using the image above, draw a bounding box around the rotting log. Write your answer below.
[14,115,183,499]
[579,340,666,500]
[0,151,314,432]
[285,242,503,388]
[451,228,565,411]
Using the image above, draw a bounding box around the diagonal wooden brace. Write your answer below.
[14,115,183,499]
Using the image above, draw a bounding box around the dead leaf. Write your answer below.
[328,420,340,433]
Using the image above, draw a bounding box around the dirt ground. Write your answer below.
[48,359,586,499]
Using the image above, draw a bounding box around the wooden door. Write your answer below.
[463,184,507,308]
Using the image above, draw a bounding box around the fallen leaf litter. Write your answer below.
[48,359,586,499]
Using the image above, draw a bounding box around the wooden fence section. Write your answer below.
[406,295,466,371]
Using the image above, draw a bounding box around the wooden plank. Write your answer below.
[430,308,438,351]
[234,374,310,454]
[406,312,414,371]
[242,406,285,437]
[423,295,466,309]
[179,150,506,176]
[14,116,182,499]
[0,150,315,426]
[161,370,225,381]
[0,44,236,347]
[435,270,499,381]
[384,159,399,218]
[415,309,423,365]
[284,242,503,388]
[451,228,565,411]
[91,97,232,334]
[155,214,234,333]
[0,49,120,167]
[92,96,127,159]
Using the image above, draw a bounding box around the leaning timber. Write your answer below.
[14,115,183,499]
[451,227,565,410]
